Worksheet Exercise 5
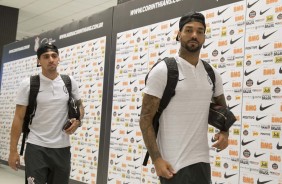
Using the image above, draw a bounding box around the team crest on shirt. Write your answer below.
[27,176,35,184]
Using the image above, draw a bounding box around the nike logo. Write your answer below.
[120,105,126,109]
[158,50,166,56]
[165,31,172,36]
[114,81,120,86]
[211,137,217,142]
[247,0,260,8]
[223,82,228,86]
[123,56,130,61]
[133,30,139,36]
[118,113,123,116]
[254,152,265,158]
[137,105,142,109]
[178,78,185,81]
[277,142,282,150]
[98,61,103,65]
[259,103,274,111]
[230,37,242,45]
[141,61,146,66]
[117,154,123,158]
[220,71,226,75]
[257,179,272,184]
[120,88,125,92]
[150,25,158,32]
[121,64,126,68]
[241,139,255,146]
[257,79,268,85]
[79,85,83,88]
[117,34,123,39]
[143,36,148,41]
[115,162,119,165]
[95,105,100,109]
[127,130,133,134]
[216,149,223,152]
[222,17,232,23]
[244,68,259,76]
[256,115,267,121]
[108,178,114,181]
[170,20,178,27]
[217,7,228,16]
[262,30,277,40]
[221,49,230,55]
[203,41,213,49]
[135,166,140,169]
[123,41,127,45]
[224,172,237,179]
[130,80,136,85]
[228,103,239,110]
[133,157,140,161]
[259,43,270,50]
[140,53,146,59]
[136,139,142,143]
[140,87,145,91]
[260,8,270,15]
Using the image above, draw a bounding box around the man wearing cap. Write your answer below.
[8,43,84,183]
[140,12,228,183]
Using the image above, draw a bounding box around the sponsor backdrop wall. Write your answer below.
[1,0,282,184]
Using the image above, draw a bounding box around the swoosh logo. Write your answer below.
[130,80,136,85]
[136,139,142,143]
[259,103,274,111]
[257,79,268,85]
[254,152,265,158]
[127,130,133,134]
[140,54,146,59]
[221,49,230,55]
[95,105,100,109]
[230,37,242,45]
[256,115,267,121]
[133,157,140,161]
[117,34,123,39]
[123,56,130,61]
[241,139,255,146]
[151,25,158,32]
[257,179,272,184]
[123,41,127,45]
[262,30,277,40]
[170,20,178,27]
[277,142,282,150]
[117,154,123,158]
[118,113,123,116]
[247,0,260,8]
[223,82,228,86]
[220,71,226,75]
[224,172,237,179]
[228,103,239,110]
[203,41,213,49]
[158,50,166,56]
[141,61,146,66]
[218,7,228,16]
[137,105,142,109]
[120,105,126,109]
[133,30,139,36]
[143,36,148,41]
[244,68,259,76]
[260,8,270,15]
[166,31,172,36]
[222,17,232,23]
[259,43,270,50]
[114,81,120,86]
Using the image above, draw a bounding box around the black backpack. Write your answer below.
[20,74,72,155]
[142,57,215,166]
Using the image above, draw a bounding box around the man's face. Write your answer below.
[178,21,206,52]
[37,50,60,72]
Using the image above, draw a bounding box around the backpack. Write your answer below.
[142,57,215,166]
[20,74,72,155]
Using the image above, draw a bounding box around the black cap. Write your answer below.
[37,42,59,59]
[176,11,206,41]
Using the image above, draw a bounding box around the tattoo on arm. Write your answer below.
[139,94,161,162]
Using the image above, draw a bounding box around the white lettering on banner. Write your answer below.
[130,0,183,16]
[8,45,30,54]
[59,22,104,39]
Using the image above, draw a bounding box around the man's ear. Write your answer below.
[177,31,181,41]
[37,59,41,67]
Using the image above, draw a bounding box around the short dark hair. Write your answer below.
[176,11,206,41]
[37,43,59,59]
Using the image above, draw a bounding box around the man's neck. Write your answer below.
[179,48,200,67]
[42,71,59,80]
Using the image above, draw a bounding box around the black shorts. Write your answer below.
[160,162,211,184]
[24,143,71,184]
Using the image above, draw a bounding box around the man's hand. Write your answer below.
[212,131,229,150]
[154,157,175,179]
[64,118,80,135]
[8,152,20,171]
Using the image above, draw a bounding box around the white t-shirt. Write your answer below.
[16,73,80,148]
[144,55,223,172]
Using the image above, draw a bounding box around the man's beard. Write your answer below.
[181,40,202,52]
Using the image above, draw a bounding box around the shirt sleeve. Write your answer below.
[213,68,224,97]
[15,78,30,106]
[70,76,81,101]
[143,61,167,99]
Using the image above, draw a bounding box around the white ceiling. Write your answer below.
[0,0,117,41]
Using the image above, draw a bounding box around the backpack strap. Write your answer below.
[201,60,215,93]
[20,75,40,155]
[61,74,72,98]
[143,57,179,166]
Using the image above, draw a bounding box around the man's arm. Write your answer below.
[78,99,84,122]
[65,99,84,134]
[212,94,227,107]
[8,105,27,170]
[139,93,175,179]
